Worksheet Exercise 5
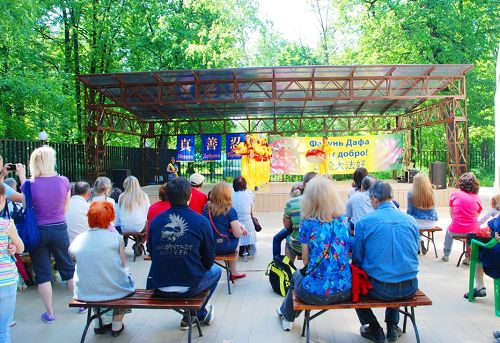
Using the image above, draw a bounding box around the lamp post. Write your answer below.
[38,131,48,144]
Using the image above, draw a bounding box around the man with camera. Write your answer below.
[0,155,26,204]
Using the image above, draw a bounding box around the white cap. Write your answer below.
[190,173,205,186]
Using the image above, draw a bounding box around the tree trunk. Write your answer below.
[70,7,82,143]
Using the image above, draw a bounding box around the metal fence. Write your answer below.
[0,139,495,185]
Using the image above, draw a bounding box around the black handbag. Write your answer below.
[251,213,262,232]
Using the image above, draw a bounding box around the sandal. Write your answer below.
[463,287,486,299]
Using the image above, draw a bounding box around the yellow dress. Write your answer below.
[252,141,265,187]
[263,145,272,184]
[319,143,334,175]
[233,142,251,186]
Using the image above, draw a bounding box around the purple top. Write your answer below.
[21,176,71,225]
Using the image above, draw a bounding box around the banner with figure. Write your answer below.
[201,134,222,161]
[269,134,403,175]
[176,135,195,161]
[226,133,246,160]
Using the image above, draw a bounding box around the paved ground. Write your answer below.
[11,207,500,343]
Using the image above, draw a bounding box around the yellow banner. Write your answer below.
[269,134,403,175]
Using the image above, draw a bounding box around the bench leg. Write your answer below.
[456,241,466,267]
[187,310,193,343]
[430,231,438,258]
[301,310,311,343]
[78,307,113,343]
[225,261,234,294]
[402,306,408,333]
[409,306,421,343]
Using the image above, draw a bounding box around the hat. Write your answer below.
[190,173,205,186]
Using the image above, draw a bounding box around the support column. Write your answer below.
[445,119,468,186]
[85,108,106,182]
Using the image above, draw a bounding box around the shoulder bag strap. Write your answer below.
[207,210,229,240]
[23,180,32,209]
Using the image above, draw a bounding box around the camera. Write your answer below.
[6,164,17,171]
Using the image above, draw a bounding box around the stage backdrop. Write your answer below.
[269,134,403,175]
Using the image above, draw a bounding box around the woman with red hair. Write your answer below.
[69,201,135,337]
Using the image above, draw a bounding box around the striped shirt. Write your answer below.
[0,218,18,287]
[284,196,302,254]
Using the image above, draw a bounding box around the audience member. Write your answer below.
[202,182,248,280]
[479,193,500,226]
[346,175,375,233]
[118,176,150,234]
[0,183,24,343]
[353,181,419,343]
[66,182,91,242]
[347,167,368,198]
[407,173,439,255]
[147,177,220,330]
[189,173,207,214]
[147,184,171,225]
[91,177,115,205]
[442,172,482,264]
[0,155,26,204]
[21,146,75,324]
[277,176,352,331]
[109,188,123,231]
[232,176,257,257]
[272,182,303,257]
[3,178,22,217]
[283,172,317,263]
[69,201,135,337]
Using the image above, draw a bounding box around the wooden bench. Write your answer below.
[419,226,442,258]
[69,289,208,343]
[293,290,432,343]
[121,231,146,262]
[214,251,238,294]
[453,236,468,267]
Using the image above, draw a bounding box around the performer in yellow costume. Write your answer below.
[260,137,272,184]
[319,136,334,175]
[249,135,265,190]
[233,134,256,190]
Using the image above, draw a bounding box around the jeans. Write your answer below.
[29,222,75,284]
[443,230,468,257]
[272,228,292,257]
[155,265,222,319]
[280,271,352,322]
[355,277,418,326]
[0,283,17,343]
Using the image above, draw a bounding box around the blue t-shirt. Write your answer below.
[299,216,352,296]
[202,207,239,255]
[2,183,14,199]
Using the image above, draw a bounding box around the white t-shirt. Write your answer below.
[66,195,91,242]
[119,196,150,233]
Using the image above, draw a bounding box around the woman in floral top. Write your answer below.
[277,175,352,331]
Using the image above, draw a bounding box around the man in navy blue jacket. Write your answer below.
[147,177,221,329]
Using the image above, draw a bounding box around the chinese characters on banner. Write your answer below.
[201,134,222,161]
[176,135,195,161]
[225,133,246,160]
[269,134,403,175]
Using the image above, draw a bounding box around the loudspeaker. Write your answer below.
[112,169,131,191]
[430,162,447,189]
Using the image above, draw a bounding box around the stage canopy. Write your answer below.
[79,64,473,184]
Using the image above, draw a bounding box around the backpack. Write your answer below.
[265,255,296,297]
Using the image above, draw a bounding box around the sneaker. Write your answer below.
[387,324,402,342]
[180,317,196,330]
[9,321,16,327]
[462,257,470,265]
[441,255,449,262]
[41,312,55,324]
[360,325,385,343]
[276,308,293,331]
[420,241,428,255]
[201,303,215,325]
[78,307,88,314]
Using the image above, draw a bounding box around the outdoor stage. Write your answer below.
[143,180,456,212]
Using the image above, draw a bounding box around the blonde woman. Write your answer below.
[202,182,248,280]
[21,146,75,323]
[118,176,150,234]
[407,173,439,255]
[277,176,352,331]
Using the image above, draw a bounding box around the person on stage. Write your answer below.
[261,138,272,185]
[167,157,179,182]
[233,134,258,191]
[319,136,334,175]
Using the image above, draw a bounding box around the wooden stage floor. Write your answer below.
[144,180,456,212]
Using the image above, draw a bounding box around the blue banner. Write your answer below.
[201,134,222,161]
[226,133,246,160]
[176,135,195,161]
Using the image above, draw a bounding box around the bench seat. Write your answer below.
[215,251,238,294]
[69,289,208,343]
[293,290,432,343]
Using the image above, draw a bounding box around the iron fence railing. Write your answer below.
[0,139,495,186]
